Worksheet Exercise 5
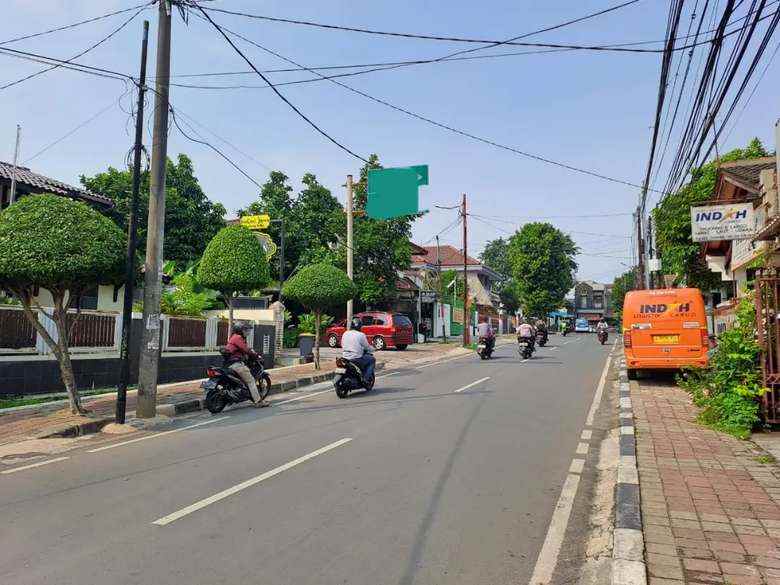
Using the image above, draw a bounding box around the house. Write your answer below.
[573,280,613,325]
[0,161,121,311]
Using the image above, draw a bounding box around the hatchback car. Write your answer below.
[326,312,414,350]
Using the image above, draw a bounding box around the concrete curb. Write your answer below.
[612,353,647,585]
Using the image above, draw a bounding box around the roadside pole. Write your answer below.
[9,125,20,205]
[436,235,447,342]
[461,193,470,346]
[115,20,150,424]
[137,0,172,419]
[346,174,354,328]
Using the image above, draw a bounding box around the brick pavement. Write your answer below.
[634,377,780,585]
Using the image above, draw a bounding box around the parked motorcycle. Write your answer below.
[333,356,375,398]
[518,337,534,359]
[598,330,608,345]
[536,329,548,347]
[202,352,271,414]
[477,336,494,360]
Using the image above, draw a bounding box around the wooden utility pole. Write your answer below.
[137,0,172,419]
[116,20,150,424]
[346,174,354,328]
[462,193,470,346]
[9,125,20,205]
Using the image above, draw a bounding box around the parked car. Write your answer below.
[574,318,590,333]
[326,312,414,350]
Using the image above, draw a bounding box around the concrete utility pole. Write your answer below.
[462,193,470,346]
[636,207,646,290]
[115,20,150,425]
[9,125,20,205]
[436,235,447,342]
[137,1,172,419]
[346,174,354,328]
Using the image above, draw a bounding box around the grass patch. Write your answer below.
[0,386,135,410]
[755,454,776,465]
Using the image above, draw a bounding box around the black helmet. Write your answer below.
[350,317,362,331]
[231,323,249,336]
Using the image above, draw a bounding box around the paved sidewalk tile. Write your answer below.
[633,378,780,584]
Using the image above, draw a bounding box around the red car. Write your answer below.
[326,312,414,350]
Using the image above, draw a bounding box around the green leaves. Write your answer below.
[197,225,270,295]
[0,194,125,293]
[282,263,356,312]
[611,269,636,326]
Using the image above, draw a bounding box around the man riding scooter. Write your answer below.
[596,318,609,344]
[476,316,496,355]
[535,316,549,346]
[225,323,268,407]
[516,318,536,354]
[341,317,376,382]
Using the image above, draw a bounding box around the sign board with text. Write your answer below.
[690,203,756,242]
[240,214,271,230]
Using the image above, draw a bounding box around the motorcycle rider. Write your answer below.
[516,318,536,352]
[535,317,548,342]
[341,317,376,382]
[596,318,609,334]
[225,323,267,407]
[476,316,495,353]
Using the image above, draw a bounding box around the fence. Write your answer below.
[0,307,35,350]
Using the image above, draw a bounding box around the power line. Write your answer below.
[0,42,133,84]
[0,1,155,46]
[196,6,368,163]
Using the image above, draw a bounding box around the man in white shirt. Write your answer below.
[341,317,376,380]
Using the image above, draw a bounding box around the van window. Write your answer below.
[360,315,374,326]
[392,315,412,327]
[373,315,386,326]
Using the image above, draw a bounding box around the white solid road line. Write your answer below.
[453,376,491,394]
[152,437,353,526]
[87,416,228,453]
[528,350,613,585]
[1,456,70,475]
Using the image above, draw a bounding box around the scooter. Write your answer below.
[333,355,375,398]
[598,330,608,345]
[518,337,534,359]
[536,329,548,347]
[477,336,494,360]
[202,352,271,414]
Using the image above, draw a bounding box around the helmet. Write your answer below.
[231,322,250,336]
[350,317,362,331]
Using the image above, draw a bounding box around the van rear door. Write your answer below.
[628,292,705,359]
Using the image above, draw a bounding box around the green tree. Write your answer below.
[507,222,578,317]
[0,195,125,413]
[282,263,357,368]
[81,153,226,267]
[480,237,510,276]
[197,225,270,330]
[652,138,769,288]
[611,268,636,327]
[497,278,521,314]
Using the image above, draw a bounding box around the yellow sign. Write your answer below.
[240,214,271,230]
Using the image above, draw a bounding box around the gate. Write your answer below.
[756,271,780,423]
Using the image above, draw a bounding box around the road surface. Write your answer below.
[0,334,617,585]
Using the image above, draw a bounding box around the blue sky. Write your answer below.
[2,0,778,282]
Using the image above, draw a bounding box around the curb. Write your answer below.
[612,353,647,585]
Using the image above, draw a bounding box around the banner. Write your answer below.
[690,202,756,242]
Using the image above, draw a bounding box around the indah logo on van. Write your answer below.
[639,302,691,314]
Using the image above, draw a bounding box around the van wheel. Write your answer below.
[627,369,638,380]
[327,334,339,348]
[373,336,386,350]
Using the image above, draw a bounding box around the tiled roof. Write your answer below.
[0,161,113,207]
[719,157,776,194]
[411,244,481,267]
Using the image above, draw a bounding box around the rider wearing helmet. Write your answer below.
[225,323,267,407]
[516,317,536,351]
[341,317,376,381]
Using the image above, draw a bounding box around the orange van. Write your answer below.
[622,287,708,379]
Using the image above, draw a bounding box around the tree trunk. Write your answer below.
[53,293,86,414]
[227,292,234,333]
[314,310,321,370]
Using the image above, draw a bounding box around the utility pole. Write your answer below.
[461,193,470,346]
[9,125,20,205]
[115,20,150,424]
[271,218,286,296]
[346,174,354,328]
[137,0,172,419]
[636,208,646,290]
[647,215,655,290]
[436,235,447,342]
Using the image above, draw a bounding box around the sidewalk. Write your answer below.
[633,377,780,585]
[0,341,474,446]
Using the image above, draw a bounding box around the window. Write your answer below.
[361,315,375,326]
[580,294,588,308]
[593,295,603,309]
[77,286,99,310]
[392,314,413,327]
[373,316,386,326]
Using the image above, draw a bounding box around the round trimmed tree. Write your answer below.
[197,225,270,331]
[282,263,356,369]
[0,194,125,413]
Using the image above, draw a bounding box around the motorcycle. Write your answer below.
[202,352,271,414]
[536,329,548,347]
[333,355,375,398]
[477,336,494,360]
[598,329,608,345]
[518,337,534,359]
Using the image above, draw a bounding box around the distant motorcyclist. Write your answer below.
[535,317,548,334]
[341,317,376,381]
[596,319,609,333]
[516,318,536,352]
[476,316,496,353]
[225,323,267,407]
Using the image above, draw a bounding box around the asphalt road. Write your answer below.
[0,334,616,585]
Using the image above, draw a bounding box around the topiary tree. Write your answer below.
[197,225,270,331]
[282,263,357,369]
[0,194,125,413]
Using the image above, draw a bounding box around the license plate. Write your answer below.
[335,368,346,374]
[653,335,679,344]
[477,344,486,350]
